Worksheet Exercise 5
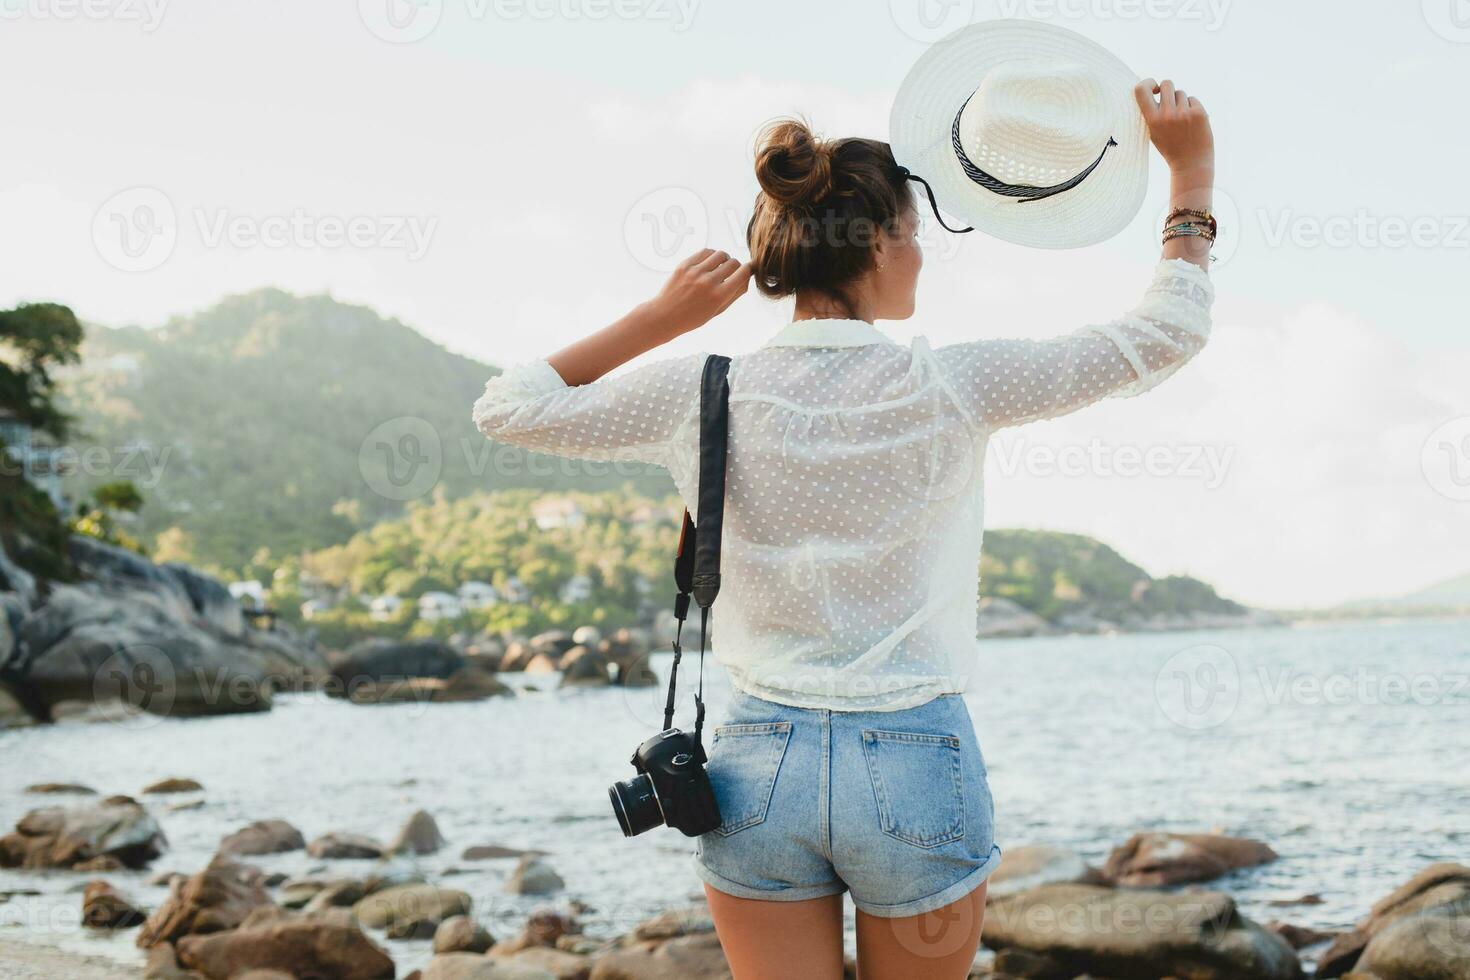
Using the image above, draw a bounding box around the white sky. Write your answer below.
[2,0,1467,608]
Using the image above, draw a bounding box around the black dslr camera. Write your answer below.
[608,355,732,840]
[608,728,721,837]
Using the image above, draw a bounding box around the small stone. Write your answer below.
[143,778,204,795]
[433,914,494,954]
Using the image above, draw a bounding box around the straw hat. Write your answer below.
[891,19,1148,248]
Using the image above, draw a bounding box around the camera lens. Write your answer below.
[608,774,663,837]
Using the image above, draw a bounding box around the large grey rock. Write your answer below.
[982,883,1302,980]
[390,809,447,856]
[162,562,244,636]
[137,857,275,947]
[588,932,731,980]
[424,953,556,979]
[219,820,306,857]
[976,596,1052,638]
[352,883,471,938]
[330,639,465,687]
[506,855,564,895]
[987,844,1095,899]
[1358,909,1470,979]
[0,541,40,608]
[175,909,395,979]
[0,794,166,869]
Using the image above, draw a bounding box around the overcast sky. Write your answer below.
[2,0,1467,608]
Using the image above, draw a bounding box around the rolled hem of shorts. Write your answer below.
[694,856,848,904]
[851,843,1003,919]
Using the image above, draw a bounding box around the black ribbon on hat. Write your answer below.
[951,94,1117,203]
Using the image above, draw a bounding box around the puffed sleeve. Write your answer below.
[472,352,705,467]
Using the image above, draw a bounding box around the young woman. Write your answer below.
[475,76,1214,980]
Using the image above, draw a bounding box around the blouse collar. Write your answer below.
[761,318,897,349]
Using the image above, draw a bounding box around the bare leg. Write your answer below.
[854,882,987,980]
[704,885,845,980]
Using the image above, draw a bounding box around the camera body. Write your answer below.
[608,728,721,837]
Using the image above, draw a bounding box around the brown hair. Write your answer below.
[746,119,914,314]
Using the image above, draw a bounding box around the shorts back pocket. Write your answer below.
[707,721,792,836]
[860,728,965,847]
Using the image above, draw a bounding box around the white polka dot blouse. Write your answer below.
[474,259,1214,711]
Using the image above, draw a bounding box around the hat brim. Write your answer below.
[891,19,1148,250]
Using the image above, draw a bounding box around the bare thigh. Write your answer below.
[855,882,987,980]
[704,885,845,980]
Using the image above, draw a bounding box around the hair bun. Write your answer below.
[754,119,833,207]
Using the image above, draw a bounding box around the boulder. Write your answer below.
[507,855,565,895]
[630,906,714,941]
[304,879,368,913]
[424,953,557,979]
[1318,863,1470,978]
[523,653,560,674]
[510,947,593,980]
[0,795,166,869]
[1102,831,1278,886]
[391,809,447,856]
[353,882,471,939]
[1267,921,1339,949]
[331,639,464,687]
[571,626,602,647]
[987,844,1096,899]
[138,856,274,947]
[219,820,305,857]
[433,666,512,702]
[613,655,658,688]
[280,879,331,910]
[0,541,39,607]
[176,911,394,979]
[588,932,731,980]
[558,647,611,687]
[24,782,97,795]
[491,910,579,956]
[307,832,386,860]
[529,631,575,658]
[433,914,495,954]
[144,778,204,795]
[162,562,245,636]
[982,883,1302,980]
[143,942,195,980]
[975,596,1052,638]
[499,641,537,673]
[83,880,148,928]
[16,578,326,719]
[463,844,540,861]
[1357,909,1470,980]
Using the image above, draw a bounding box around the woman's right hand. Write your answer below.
[643,249,753,340]
[1135,79,1214,181]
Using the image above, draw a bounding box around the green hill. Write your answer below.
[62,290,673,573]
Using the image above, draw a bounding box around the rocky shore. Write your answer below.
[2,786,1466,979]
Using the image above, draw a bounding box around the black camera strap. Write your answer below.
[662,354,732,742]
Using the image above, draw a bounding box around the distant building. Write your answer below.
[532,496,585,531]
[229,580,266,610]
[629,504,671,527]
[500,576,531,604]
[457,581,499,609]
[560,574,594,604]
[418,591,463,621]
[369,595,404,622]
[0,410,71,511]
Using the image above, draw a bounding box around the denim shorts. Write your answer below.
[694,690,1002,918]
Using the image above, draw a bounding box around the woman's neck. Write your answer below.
[792,287,875,324]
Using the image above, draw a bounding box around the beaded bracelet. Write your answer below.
[1163,223,1216,245]
[1165,207,1218,239]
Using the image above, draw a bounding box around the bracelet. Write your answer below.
[1165,207,1217,239]
[1163,223,1216,245]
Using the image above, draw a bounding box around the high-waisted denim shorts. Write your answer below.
[694,690,1002,918]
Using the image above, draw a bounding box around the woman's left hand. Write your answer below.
[644,249,753,339]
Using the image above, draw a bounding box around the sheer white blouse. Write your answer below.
[474,259,1214,710]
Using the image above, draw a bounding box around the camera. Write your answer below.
[608,728,721,837]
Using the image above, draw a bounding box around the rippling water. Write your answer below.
[2,619,1466,975]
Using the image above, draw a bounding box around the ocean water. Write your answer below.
[1,619,1466,975]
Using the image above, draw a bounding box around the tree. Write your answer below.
[0,303,83,442]
[94,480,144,513]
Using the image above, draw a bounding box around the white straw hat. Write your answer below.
[890,19,1148,249]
